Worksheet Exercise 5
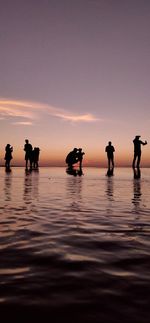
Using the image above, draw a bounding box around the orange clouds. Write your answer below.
[0,98,99,124]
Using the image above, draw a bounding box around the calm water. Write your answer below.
[0,167,150,322]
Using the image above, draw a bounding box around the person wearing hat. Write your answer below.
[132,135,147,168]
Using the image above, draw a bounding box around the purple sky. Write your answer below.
[0,0,149,166]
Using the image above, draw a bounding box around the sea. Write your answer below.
[0,167,150,323]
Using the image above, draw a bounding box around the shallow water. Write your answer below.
[0,167,150,322]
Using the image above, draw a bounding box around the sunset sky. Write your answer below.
[0,0,149,166]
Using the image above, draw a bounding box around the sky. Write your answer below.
[0,0,150,166]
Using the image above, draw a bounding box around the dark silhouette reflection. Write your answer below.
[105,175,114,215]
[132,135,147,168]
[24,169,33,205]
[4,144,13,171]
[66,166,84,177]
[105,141,115,169]
[106,176,114,200]
[32,170,39,200]
[132,172,142,215]
[24,169,39,205]
[133,167,141,179]
[66,170,83,213]
[106,167,114,177]
[4,171,12,201]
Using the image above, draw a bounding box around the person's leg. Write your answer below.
[132,153,136,168]
[137,153,141,168]
[8,160,10,168]
[111,156,114,168]
[25,157,28,169]
[108,157,111,169]
[5,159,10,170]
[30,158,32,170]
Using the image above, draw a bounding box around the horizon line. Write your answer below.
[0,165,150,168]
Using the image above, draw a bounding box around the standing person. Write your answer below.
[132,136,147,168]
[24,139,33,170]
[77,148,85,169]
[4,144,13,170]
[33,147,40,169]
[105,141,115,169]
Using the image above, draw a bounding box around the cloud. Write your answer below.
[54,113,98,122]
[12,121,33,126]
[0,100,35,119]
[0,98,100,124]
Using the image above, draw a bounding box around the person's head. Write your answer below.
[108,141,112,145]
[73,148,78,152]
[135,135,141,139]
[78,148,82,152]
[25,139,29,144]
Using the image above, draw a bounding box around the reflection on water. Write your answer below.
[24,169,39,204]
[24,170,33,204]
[0,167,150,323]
[105,175,114,216]
[106,176,114,199]
[4,171,12,202]
[133,167,141,179]
[66,166,84,177]
[132,175,142,214]
[106,167,114,177]
[66,173,83,212]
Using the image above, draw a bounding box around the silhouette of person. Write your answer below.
[24,139,33,170]
[32,147,40,169]
[4,144,13,171]
[132,136,147,168]
[105,141,115,169]
[77,148,85,169]
[66,148,78,167]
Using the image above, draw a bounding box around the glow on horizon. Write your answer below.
[0,137,149,168]
[0,98,149,167]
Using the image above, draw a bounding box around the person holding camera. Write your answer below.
[132,135,147,168]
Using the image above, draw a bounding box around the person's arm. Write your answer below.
[141,140,147,145]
